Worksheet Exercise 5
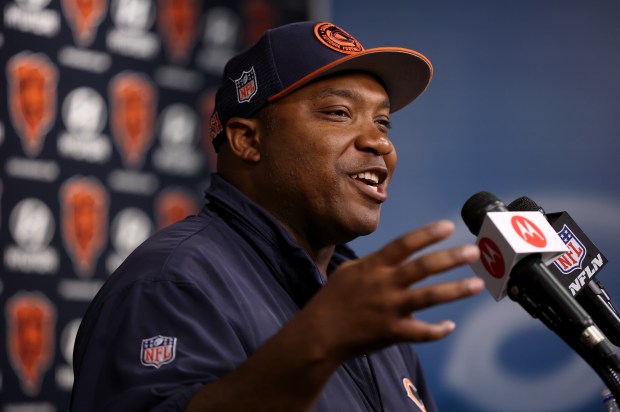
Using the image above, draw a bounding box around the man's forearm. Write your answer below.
[184,310,341,412]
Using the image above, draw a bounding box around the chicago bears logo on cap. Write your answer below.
[314,22,364,55]
[234,67,258,103]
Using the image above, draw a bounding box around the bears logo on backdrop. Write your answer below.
[7,52,58,157]
[155,187,198,229]
[6,292,56,396]
[157,0,201,63]
[239,0,277,46]
[109,72,157,169]
[60,176,109,278]
[61,0,108,47]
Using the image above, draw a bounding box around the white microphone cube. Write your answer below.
[470,211,568,301]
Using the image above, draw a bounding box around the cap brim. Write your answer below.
[268,47,433,113]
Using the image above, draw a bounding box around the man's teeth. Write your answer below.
[351,172,380,186]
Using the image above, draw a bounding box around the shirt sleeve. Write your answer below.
[71,278,249,412]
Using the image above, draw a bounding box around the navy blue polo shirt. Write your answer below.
[71,174,437,412]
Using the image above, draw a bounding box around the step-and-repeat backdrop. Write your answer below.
[0,1,311,410]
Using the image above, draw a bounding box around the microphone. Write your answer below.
[507,196,620,346]
[507,196,608,296]
[461,191,568,301]
[461,191,619,369]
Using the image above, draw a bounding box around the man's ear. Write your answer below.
[224,117,261,162]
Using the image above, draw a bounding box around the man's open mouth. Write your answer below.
[349,171,385,194]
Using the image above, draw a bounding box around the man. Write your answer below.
[71,21,484,411]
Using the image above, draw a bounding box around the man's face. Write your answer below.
[255,72,397,247]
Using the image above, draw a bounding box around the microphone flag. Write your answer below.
[546,212,608,296]
[471,211,568,300]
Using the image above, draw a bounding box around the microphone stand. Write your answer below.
[577,279,620,347]
[506,257,620,400]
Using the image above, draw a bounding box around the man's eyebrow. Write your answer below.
[309,87,391,109]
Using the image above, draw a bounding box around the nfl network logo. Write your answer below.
[553,224,586,274]
[234,67,258,103]
[141,335,177,368]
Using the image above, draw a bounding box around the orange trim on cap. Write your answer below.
[267,46,433,103]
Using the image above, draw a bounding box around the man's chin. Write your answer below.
[340,220,380,243]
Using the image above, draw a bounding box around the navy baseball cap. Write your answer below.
[210,21,433,151]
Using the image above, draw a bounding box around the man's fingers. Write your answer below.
[393,278,485,340]
[395,318,458,343]
[395,244,480,287]
[368,220,455,266]
[399,277,485,313]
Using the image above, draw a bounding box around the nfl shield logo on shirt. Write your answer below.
[234,67,258,103]
[141,335,177,368]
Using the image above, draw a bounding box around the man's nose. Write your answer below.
[355,122,394,156]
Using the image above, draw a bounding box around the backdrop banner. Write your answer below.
[0,1,311,409]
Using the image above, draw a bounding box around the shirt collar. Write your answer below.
[204,173,358,307]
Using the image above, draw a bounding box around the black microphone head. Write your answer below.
[461,191,508,235]
[508,196,545,214]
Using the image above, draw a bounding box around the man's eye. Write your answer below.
[377,119,392,129]
[329,110,348,117]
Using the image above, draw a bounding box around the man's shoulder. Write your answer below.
[98,212,241,294]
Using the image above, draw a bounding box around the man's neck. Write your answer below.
[279,221,336,278]
[216,172,337,277]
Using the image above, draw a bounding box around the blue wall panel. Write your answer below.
[335,2,620,411]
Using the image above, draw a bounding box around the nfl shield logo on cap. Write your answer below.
[234,67,258,103]
[141,335,177,368]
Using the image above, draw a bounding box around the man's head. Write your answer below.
[211,21,433,248]
[209,21,433,152]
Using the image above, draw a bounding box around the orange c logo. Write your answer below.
[314,22,364,55]
[403,377,427,411]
